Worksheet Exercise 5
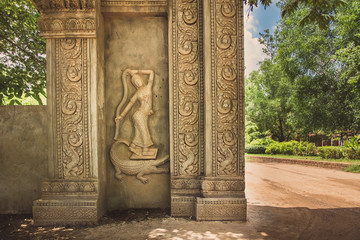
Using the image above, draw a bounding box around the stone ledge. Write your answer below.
[247,155,352,169]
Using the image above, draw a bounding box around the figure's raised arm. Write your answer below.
[139,70,154,86]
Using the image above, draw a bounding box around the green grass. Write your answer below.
[344,165,360,173]
[246,153,360,165]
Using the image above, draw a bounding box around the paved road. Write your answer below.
[246,162,360,240]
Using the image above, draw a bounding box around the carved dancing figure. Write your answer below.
[114,69,158,159]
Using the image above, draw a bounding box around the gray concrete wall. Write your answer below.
[0,106,48,214]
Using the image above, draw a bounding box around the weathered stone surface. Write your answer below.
[196,197,247,221]
[27,0,246,223]
[0,106,48,214]
[104,15,170,210]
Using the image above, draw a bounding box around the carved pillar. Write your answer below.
[169,0,205,217]
[31,0,105,225]
[197,0,246,220]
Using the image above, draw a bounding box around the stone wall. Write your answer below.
[0,106,48,213]
[247,155,351,169]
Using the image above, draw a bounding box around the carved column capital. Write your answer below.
[32,0,96,38]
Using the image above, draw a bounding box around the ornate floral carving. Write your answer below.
[211,0,244,176]
[56,38,90,178]
[173,0,203,176]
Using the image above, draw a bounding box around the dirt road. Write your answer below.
[246,162,360,240]
[2,162,360,240]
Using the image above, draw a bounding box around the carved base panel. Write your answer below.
[196,197,247,221]
[33,197,101,226]
[171,196,196,217]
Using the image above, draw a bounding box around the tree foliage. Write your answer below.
[0,0,45,105]
[245,0,346,29]
[246,60,294,141]
[246,0,360,140]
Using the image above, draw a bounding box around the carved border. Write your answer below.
[55,39,90,179]
[38,16,96,38]
[172,0,204,177]
[101,0,167,6]
[210,0,244,177]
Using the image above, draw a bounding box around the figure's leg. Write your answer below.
[129,143,142,156]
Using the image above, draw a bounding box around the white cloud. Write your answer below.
[244,9,270,76]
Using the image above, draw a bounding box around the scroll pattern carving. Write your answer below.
[56,39,90,178]
[173,0,203,176]
[211,0,243,176]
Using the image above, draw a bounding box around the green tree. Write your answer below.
[246,60,294,141]
[0,0,45,105]
[247,0,360,140]
[245,0,346,29]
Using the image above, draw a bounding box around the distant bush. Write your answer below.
[249,137,275,146]
[317,146,345,159]
[265,140,316,156]
[245,145,266,154]
[344,136,360,160]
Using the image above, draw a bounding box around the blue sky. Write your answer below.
[244,1,281,75]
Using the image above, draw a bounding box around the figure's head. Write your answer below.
[131,74,144,88]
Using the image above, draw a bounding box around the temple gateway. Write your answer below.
[31,0,246,225]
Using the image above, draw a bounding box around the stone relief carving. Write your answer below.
[39,17,95,32]
[32,0,96,11]
[110,69,169,183]
[101,0,167,7]
[172,0,203,176]
[41,180,97,195]
[56,38,90,178]
[211,0,243,176]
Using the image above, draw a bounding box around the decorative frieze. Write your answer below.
[101,0,167,7]
[38,16,95,38]
[101,0,168,13]
[41,180,98,195]
[210,0,244,177]
[32,0,96,12]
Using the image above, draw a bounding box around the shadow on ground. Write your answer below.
[248,205,360,240]
[1,206,360,239]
